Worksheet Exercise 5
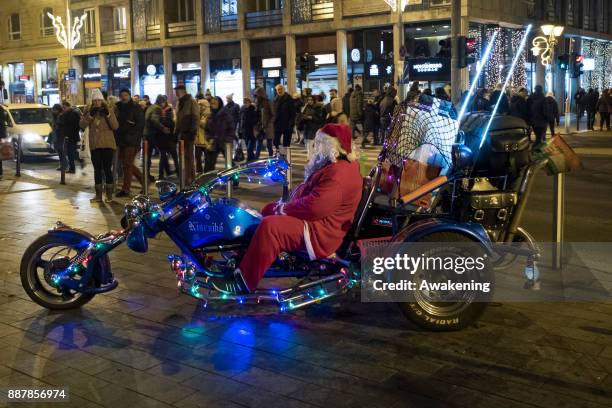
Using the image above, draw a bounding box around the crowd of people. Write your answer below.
[2,78,611,197]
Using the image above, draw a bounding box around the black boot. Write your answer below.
[206,268,250,295]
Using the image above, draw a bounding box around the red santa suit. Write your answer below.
[238,124,363,291]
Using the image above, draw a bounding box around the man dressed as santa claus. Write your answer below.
[209,123,363,294]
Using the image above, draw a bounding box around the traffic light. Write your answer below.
[296,53,317,80]
[457,36,476,68]
[557,54,569,70]
[572,53,584,78]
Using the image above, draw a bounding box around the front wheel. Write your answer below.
[398,232,494,331]
[20,234,97,310]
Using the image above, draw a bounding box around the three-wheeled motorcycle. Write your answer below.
[20,98,544,331]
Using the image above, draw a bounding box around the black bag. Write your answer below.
[233,145,245,162]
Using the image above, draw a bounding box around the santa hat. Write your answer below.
[318,123,352,154]
[91,88,104,101]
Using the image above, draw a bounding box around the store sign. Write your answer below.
[114,67,131,79]
[350,49,361,63]
[68,69,76,80]
[262,58,281,68]
[83,72,101,80]
[267,69,280,78]
[314,54,335,65]
[176,62,201,72]
[406,58,450,80]
[369,64,379,77]
[19,75,30,81]
[583,58,595,71]
[146,64,157,75]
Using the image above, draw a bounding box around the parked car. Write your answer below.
[0,104,55,158]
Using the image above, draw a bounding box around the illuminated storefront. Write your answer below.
[35,59,59,106]
[139,50,165,99]
[108,53,131,97]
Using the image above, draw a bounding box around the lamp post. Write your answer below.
[531,24,566,270]
[385,0,407,98]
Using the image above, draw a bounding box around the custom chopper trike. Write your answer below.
[20,99,544,331]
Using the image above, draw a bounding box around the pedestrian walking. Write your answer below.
[379,86,397,144]
[509,88,530,124]
[157,95,178,179]
[342,87,353,117]
[174,84,200,185]
[585,88,598,130]
[204,96,234,172]
[471,88,489,112]
[272,84,296,153]
[327,88,343,123]
[239,97,258,161]
[144,95,171,180]
[488,83,510,114]
[528,85,548,144]
[596,89,611,131]
[115,88,145,197]
[80,89,118,203]
[349,84,364,140]
[195,95,211,173]
[544,92,560,136]
[255,87,275,159]
[363,98,378,147]
[57,101,82,173]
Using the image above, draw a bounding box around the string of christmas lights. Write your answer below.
[583,40,612,91]
[510,29,527,89]
[485,26,504,89]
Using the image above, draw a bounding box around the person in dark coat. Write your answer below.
[488,84,509,114]
[596,89,611,131]
[584,88,598,130]
[145,95,176,180]
[379,86,397,144]
[56,101,82,173]
[544,92,560,136]
[509,88,530,124]
[527,85,548,144]
[224,94,241,134]
[204,96,234,172]
[342,87,353,116]
[300,95,324,159]
[434,87,450,101]
[574,88,586,131]
[240,97,258,161]
[363,97,378,147]
[272,84,296,152]
[115,88,145,197]
[471,88,489,112]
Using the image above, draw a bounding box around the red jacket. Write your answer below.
[265,160,363,259]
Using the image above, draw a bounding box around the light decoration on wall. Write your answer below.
[584,40,612,91]
[384,0,408,12]
[47,12,87,50]
[485,26,504,89]
[510,29,527,89]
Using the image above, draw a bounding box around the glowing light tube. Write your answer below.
[456,29,500,123]
[479,24,533,149]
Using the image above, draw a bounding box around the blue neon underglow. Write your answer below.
[479,24,533,149]
[456,30,500,123]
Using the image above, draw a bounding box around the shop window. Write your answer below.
[145,0,160,25]
[9,13,21,41]
[177,0,195,22]
[113,7,127,31]
[41,8,54,37]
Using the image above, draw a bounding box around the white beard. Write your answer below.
[304,134,341,180]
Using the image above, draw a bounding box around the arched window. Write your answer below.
[41,7,54,37]
[8,13,21,40]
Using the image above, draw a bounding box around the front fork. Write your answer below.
[51,227,126,293]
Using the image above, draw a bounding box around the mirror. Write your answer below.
[156,180,177,201]
[451,143,473,173]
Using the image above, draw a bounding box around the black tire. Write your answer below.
[20,234,96,310]
[397,232,493,331]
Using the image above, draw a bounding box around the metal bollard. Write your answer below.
[179,140,185,191]
[60,138,67,185]
[15,135,22,177]
[552,173,565,269]
[142,140,149,195]
[225,142,233,198]
[285,146,292,192]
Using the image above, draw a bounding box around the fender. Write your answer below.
[393,217,493,253]
[47,223,94,249]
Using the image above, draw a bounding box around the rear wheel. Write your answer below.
[398,232,493,331]
[20,234,96,310]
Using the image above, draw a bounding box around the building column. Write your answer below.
[282,0,292,26]
[286,34,297,95]
[159,0,167,40]
[71,56,85,104]
[163,46,173,103]
[535,60,546,91]
[130,50,140,96]
[195,0,204,37]
[393,22,404,97]
[200,43,211,94]
[336,30,348,97]
[241,39,251,99]
[459,16,470,93]
[99,53,108,94]
[237,0,246,32]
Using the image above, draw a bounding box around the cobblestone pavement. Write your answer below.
[0,135,611,407]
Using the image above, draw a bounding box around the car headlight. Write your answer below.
[21,133,41,143]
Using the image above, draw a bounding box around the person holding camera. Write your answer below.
[80,89,118,203]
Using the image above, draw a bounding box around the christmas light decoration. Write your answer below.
[485,27,504,89]
[47,12,87,50]
[511,29,527,89]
